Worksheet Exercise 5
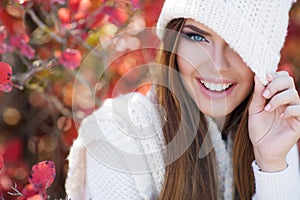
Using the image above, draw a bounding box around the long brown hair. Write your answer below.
[155,18,255,200]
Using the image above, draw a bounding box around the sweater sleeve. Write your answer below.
[65,107,145,200]
[65,92,165,200]
[65,128,91,200]
[252,144,300,200]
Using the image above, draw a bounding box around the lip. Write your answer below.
[196,77,236,99]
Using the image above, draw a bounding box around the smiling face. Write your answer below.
[176,19,254,118]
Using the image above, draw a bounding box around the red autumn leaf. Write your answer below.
[62,121,78,146]
[143,0,164,27]
[20,43,36,59]
[89,12,105,29]
[9,34,35,59]
[104,7,130,26]
[59,48,82,69]
[0,62,13,93]
[10,34,30,48]
[18,184,39,200]
[28,161,56,192]
[68,0,81,13]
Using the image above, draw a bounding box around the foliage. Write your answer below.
[0,0,299,199]
[0,0,163,198]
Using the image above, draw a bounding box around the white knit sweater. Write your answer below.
[65,92,300,200]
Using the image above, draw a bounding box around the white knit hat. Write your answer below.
[156,0,296,85]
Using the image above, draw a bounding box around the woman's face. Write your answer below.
[176,19,254,117]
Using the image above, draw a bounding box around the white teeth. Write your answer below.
[200,80,232,92]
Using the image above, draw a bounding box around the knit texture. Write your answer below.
[252,145,300,200]
[65,92,166,200]
[156,0,296,85]
[206,116,233,199]
[65,92,300,199]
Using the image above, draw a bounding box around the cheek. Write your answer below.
[176,40,209,75]
[176,55,200,101]
[177,56,194,76]
[238,67,254,102]
[241,67,255,84]
[230,51,255,84]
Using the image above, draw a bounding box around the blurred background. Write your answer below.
[0,0,300,199]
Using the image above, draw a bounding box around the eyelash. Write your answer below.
[182,32,209,43]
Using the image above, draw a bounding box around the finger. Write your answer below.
[264,88,299,112]
[280,105,300,134]
[263,74,295,99]
[249,76,266,114]
[267,71,290,82]
[280,105,300,120]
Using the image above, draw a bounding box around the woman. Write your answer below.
[66,0,300,199]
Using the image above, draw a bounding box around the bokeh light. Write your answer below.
[2,107,21,126]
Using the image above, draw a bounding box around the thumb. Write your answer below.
[249,76,267,115]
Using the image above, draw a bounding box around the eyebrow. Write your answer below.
[182,24,212,36]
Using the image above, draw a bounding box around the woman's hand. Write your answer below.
[248,71,300,172]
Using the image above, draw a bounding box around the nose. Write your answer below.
[210,39,230,71]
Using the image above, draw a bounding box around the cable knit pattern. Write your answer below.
[66,92,300,200]
[66,92,165,200]
[156,0,296,85]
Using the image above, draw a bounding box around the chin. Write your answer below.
[198,105,234,117]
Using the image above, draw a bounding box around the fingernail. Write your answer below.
[263,89,270,98]
[265,104,271,111]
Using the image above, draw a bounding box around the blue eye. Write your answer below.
[182,32,208,42]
